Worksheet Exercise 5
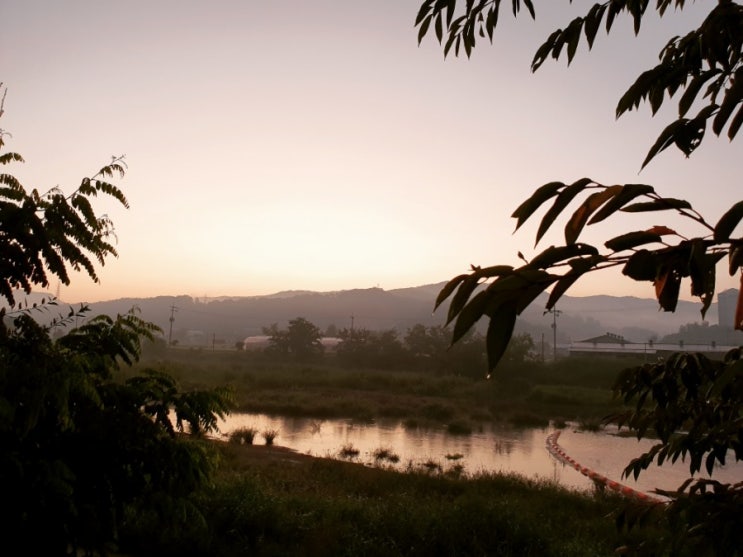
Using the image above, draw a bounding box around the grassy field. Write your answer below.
[120,440,664,557]
[133,348,643,428]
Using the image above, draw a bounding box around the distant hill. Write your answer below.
[20,283,728,347]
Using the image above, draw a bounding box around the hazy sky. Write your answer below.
[2,1,740,304]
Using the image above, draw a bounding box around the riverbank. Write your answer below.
[119,440,661,556]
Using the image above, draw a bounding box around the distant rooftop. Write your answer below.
[577,332,632,344]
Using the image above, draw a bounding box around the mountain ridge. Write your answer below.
[18,282,727,346]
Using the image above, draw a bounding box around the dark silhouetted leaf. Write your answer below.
[527,243,599,269]
[471,264,515,280]
[535,178,592,245]
[565,185,622,245]
[546,255,603,310]
[729,246,743,276]
[564,17,584,65]
[451,290,490,344]
[485,301,517,371]
[588,183,655,225]
[605,231,662,252]
[646,225,677,236]
[434,273,469,312]
[531,29,563,71]
[523,0,535,19]
[655,268,681,312]
[679,69,721,117]
[418,15,433,44]
[713,68,743,136]
[584,3,606,49]
[621,198,692,213]
[713,200,743,242]
[736,276,743,330]
[622,250,658,282]
[511,181,564,231]
[446,275,481,325]
[641,119,686,168]
[689,241,725,318]
[415,0,434,26]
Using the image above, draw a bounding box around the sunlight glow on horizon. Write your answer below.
[3,1,740,304]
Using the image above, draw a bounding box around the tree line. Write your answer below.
[250,316,536,376]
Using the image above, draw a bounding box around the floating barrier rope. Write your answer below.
[545,431,664,504]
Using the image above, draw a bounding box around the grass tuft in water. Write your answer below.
[229,426,259,445]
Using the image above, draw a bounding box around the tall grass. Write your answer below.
[133,349,634,426]
[119,440,662,556]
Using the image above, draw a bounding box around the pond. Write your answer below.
[218,413,743,496]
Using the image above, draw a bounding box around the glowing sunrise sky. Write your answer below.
[2,1,741,303]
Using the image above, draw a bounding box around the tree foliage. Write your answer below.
[416,0,743,168]
[337,326,408,369]
[0,91,233,555]
[416,3,743,554]
[263,317,324,360]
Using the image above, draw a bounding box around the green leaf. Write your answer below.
[713,200,743,242]
[605,231,662,252]
[707,359,743,398]
[485,301,517,371]
[565,186,621,245]
[535,178,592,245]
[511,181,565,231]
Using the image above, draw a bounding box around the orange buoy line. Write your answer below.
[545,431,664,504]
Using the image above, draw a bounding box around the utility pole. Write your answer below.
[548,307,562,361]
[350,313,355,331]
[168,305,178,346]
[541,332,545,362]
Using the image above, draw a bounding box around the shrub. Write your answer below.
[338,443,360,459]
[262,429,279,445]
[372,447,400,463]
[229,427,258,445]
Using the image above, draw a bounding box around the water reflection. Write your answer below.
[219,414,742,495]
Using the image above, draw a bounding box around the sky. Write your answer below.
[2,1,741,304]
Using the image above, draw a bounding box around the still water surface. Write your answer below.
[219,414,742,496]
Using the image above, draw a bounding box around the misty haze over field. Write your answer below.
[16,283,740,349]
